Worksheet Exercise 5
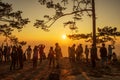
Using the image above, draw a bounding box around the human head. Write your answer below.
[102,43,105,47]
[50,46,53,50]
[55,43,58,46]
[13,46,16,49]
[34,46,37,49]
[108,45,111,47]
[91,44,94,47]
[72,44,75,47]
[85,45,88,47]
[28,45,31,48]
[19,45,22,48]
[113,52,116,55]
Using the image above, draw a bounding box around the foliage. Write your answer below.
[67,33,91,40]
[0,0,30,36]
[7,35,27,46]
[35,0,120,45]
[97,26,120,36]
[0,0,29,45]
[34,0,92,31]
[67,26,120,44]
[63,21,78,31]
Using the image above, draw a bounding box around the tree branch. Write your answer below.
[45,9,92,28]
[0,18,14,22]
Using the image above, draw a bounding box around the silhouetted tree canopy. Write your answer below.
[0,0,29,45]
[0,0,29,37]
[34,0,92,31]
[35,0,120,45]
[8,35,27,46]
[67,26,120,44]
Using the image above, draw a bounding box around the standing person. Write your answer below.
[3,46,7,62]
[79,44,83,61]
[68,46,72,62]
[108,45,114,64]
[16,46,19,67]
[76,45,80,62]
[18,45,24,69]
[0,46,3,62]
[1,43,4,62]
[33,46,39,69]
[100,43,108,68]
[10,46,17,70]
[6,46,11,62]
[71,44,76,62]
[48,47,55,68]
[112,52,118,64]
[90,44,96,68]
[54,43,62,68]
[39,44,45,63]
[25,45,32,61]
[84,45,89,63]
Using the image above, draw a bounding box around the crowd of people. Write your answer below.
[0,42,119,71]
[68,43,118,68]
[0,45,11,62]
[0,42,63,70]
[0,44,24,70]
[99,43,118,67]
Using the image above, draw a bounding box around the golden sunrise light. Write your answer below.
[62,34,66,40]
[1,0,120,80]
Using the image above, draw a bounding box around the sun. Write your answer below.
[62,34,66,40]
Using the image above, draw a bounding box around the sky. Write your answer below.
[2,0,120,40]
[1,0,120,56]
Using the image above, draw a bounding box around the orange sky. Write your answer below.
[1,0,120,52]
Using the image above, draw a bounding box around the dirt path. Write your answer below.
[60,58,90,80]
[0,58,90,80]
[0,58,120,80]
[0,60,52,80]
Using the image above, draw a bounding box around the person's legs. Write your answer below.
[49,58,52,66]
[101,57,106,67]
[91,58,96,68]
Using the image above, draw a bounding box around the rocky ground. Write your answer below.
[0,57,120,80]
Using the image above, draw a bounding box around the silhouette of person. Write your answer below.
[108,45,114,63]
[0,46,3,62]
[10,46,17,70]
[48,47,55,67]
[18,45,24,69]
[54,43,62,68]
[3,46,7,62]
[90,44,96,68]
[84,45,89,63]
[76,44,83,62]
[39,44,45,63]
[100,43,107,67]
[112,52,118,64]
[68,46,72,62]
[33,46,39,69]
[71,44,76,62]
[6,46,11,62]
[76,45,80,62]
[25,45,32,61]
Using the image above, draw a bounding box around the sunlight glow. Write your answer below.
[62,34,66,40]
